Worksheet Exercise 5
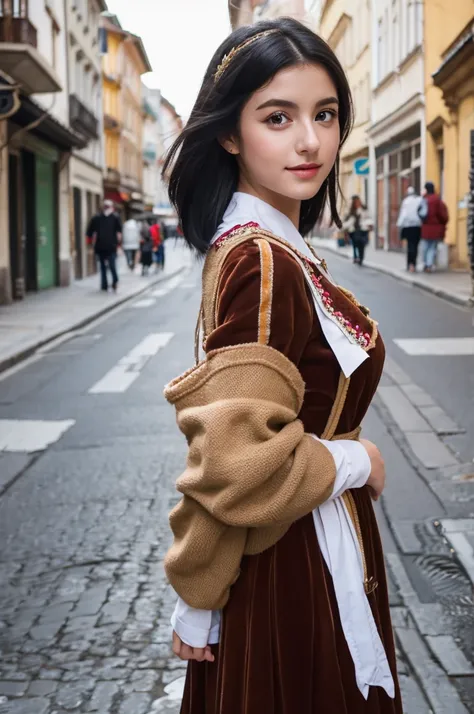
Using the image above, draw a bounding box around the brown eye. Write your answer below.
[316,110,337,123]
[267,112,289,126]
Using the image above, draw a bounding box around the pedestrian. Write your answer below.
[343,195,373,266]
[86,199,122,292]
[122,217,141,271]
[419,181,449,273]
[396,186,423,272]
[150,220,165,271]
[162,17,401,714]
[139,222,153,276]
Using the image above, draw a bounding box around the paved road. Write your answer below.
[0,249,473,713]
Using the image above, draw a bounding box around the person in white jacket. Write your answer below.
[342,195,373,266]
[396,187,423,272]
[122,218,141,271]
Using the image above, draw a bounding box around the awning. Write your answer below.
[12,92,86,150]
[104,190,124,204]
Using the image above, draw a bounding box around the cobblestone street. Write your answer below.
[0,251,473,713]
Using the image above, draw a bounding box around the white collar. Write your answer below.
[213,192,369,377]
[215,192,320,265]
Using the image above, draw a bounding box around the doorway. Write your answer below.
[35,155,57,289]
[73,187,83,279]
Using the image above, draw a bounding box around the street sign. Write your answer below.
[354,158,369,175]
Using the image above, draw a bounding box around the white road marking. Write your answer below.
[89,332,174,394]
[0,419,75,453]
[130,298,156,308]
[394,337,474,356]
[151,275,183,297]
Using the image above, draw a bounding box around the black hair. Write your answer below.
[349,195,366,214]
[163,17,353,254]
[425,181,435,194]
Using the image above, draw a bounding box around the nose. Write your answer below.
[295,119,321,155]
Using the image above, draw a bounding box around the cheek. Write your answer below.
[240,125,284,164]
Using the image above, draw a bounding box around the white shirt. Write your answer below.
[170,192,395,700]
[122,219,141,249]
[397,194,423,228]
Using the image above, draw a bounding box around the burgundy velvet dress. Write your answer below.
[180,240,402,714]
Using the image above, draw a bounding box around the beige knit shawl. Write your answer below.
[164,230,352,610]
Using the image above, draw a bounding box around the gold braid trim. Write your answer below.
[213,30,280,84]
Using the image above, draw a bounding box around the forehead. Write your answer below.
[250,63,338,106]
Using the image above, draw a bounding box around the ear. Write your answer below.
[218,135,240,156]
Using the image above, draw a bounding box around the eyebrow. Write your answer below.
[256,96,339,111]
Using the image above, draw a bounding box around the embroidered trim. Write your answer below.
[214,222,259,250]
[303,259,372,350]
[211,223,378,352]
[255,239,274,345]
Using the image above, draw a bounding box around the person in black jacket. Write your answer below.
[86,200,122,291]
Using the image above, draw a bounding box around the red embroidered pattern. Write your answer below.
[303,258,372,349]
[214,222,260,250]
[213,224,374,350]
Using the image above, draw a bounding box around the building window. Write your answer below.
[392,0,399,69]
[75,52,83,99]
[377,18,385,82]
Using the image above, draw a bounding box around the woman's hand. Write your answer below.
[359,438,386,501]
[172,631,215,663]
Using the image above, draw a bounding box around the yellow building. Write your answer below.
[101,14,152,218]
[317,0,371,213]
[425,7,474,268]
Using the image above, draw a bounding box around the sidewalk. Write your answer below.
[0,241,192,374]
[311,238,473,307]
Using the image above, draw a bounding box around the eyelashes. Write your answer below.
[265,109,338,127]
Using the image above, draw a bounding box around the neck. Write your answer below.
[237,177,300,229]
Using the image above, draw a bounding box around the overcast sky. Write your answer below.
[105,0,232,118]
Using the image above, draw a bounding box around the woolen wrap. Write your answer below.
[163,342,337,609]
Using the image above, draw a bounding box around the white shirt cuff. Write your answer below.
[170,596,221,648]
[313,437,371,500]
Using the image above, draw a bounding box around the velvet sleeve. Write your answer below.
[205,241,313,365]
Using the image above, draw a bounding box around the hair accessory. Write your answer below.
[214,29,279,84]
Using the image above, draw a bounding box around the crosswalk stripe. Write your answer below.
[0,419,75,453]
[394,338,474,356]
[131,298,156,308]
[151,275,184,297]
[88,332,174,394]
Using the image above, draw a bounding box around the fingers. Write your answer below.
[172,632,215,663]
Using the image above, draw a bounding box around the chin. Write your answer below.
[285,182,325,201]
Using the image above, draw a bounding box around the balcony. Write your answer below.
[105,167,121,187]
[69,94,98,140]
[0,16,61,93]
[104,113,121,133]
[0,16,37,45]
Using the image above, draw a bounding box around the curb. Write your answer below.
[0,265,186,376]
[313,242,472,308]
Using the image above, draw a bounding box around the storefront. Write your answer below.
[430,23,474,268]
[375,131,422,250]
[7,94,85,299]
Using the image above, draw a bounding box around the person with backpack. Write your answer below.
[150,220,164,271]
[139,221,153,276]
[396,187,423,272]
[342,195,373,266]
[419,182,449,273]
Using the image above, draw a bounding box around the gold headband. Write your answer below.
[213,29,280,84]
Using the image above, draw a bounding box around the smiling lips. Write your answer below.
[286,163,322,179]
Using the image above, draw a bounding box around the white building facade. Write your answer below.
[142,86,164,210]
[67,0,107,279]
[368,0,425,251]
[0,0,85,302]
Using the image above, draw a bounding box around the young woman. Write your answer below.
[343,195,373,266]
[162,17,402,714]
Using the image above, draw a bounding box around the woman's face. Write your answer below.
[226,63,341,218]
